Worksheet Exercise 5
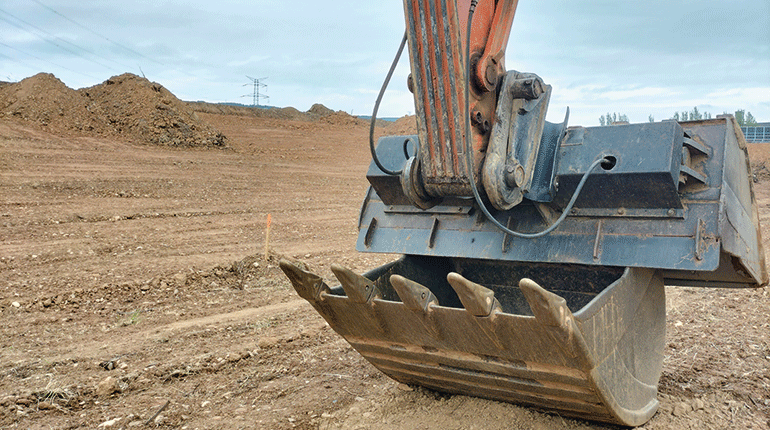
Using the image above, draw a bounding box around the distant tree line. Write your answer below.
[672,107,712,122]
[733,109,758,127]
[599,112,629,126]
[599,108,759,126]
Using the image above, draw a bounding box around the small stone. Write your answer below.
[396,383,413,392]
[257,336,279,349]
[96,376,120,397]
[38,401,54,410]
[11,301,20,308]
[97,417,121,428]
[321,412,333,418]
[15,397,31,406]
[153,414,166,425]
[693,399,705,410]
[172,273,187,285]
[672,401,692,417]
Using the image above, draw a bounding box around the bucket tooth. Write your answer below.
[279,259,330,302]
[446,272,500,317]
[519,278,571,327]
[390,274,438,312]
[331,264,381,303]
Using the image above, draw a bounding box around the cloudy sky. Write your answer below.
[1,0,769,125]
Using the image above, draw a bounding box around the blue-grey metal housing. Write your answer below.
[358,116,767,288]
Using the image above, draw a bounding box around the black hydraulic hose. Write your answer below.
[464,0,608,238]
[369,31,409,176]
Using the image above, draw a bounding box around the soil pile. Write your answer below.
[0,73,102,133]
[189,102,315,122]
[320,111,368,127]
[308,103,334,116]
[83,73,226,147]
[390,115,418,135]
[190,101,374,128]
[0,73,226,147]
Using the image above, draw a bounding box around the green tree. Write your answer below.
[733,109,758,126]
[672,107,711,122]
[600,112,629,126]
[648,114,655,123]
[745,111,758,126]
[691,106,702,120]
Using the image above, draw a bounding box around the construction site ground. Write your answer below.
[1,104,769,429]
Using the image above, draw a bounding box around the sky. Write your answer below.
[1,0,769,126]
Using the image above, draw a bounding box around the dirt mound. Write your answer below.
[305,103,367,127]
[0,73,102,133]
[81,73,226,147]
[308,103,334,116]
[320,111,368,127]
[0,73,226,147]
[188,102,312,122]
[390,115,418,135]
[189,101,369,128]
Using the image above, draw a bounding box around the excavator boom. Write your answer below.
[281,0,766,426]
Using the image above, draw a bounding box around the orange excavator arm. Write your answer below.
[402,0,517,203]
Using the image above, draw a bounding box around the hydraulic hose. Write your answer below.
[369,31,409,176]
[464,0,608,238]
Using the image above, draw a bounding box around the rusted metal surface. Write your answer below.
[280,256,665,426]
[402,0,516,200]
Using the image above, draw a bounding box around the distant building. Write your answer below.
[741,122,770,143]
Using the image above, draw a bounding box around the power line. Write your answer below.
[30,0,167,68]
[243,76,269,106]
[0,41,100,80]
[3,2,213,83]
[0,8,122,73]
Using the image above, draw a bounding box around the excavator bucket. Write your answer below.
[281,258,665,426]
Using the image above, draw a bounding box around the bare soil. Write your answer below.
[0,98,768,429]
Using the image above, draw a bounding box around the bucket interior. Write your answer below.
[328,255,625,316]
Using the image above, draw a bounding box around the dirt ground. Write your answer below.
[1,107,769,429]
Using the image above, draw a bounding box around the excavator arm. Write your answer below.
[401,0,516,204]
[281,0,767,426]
